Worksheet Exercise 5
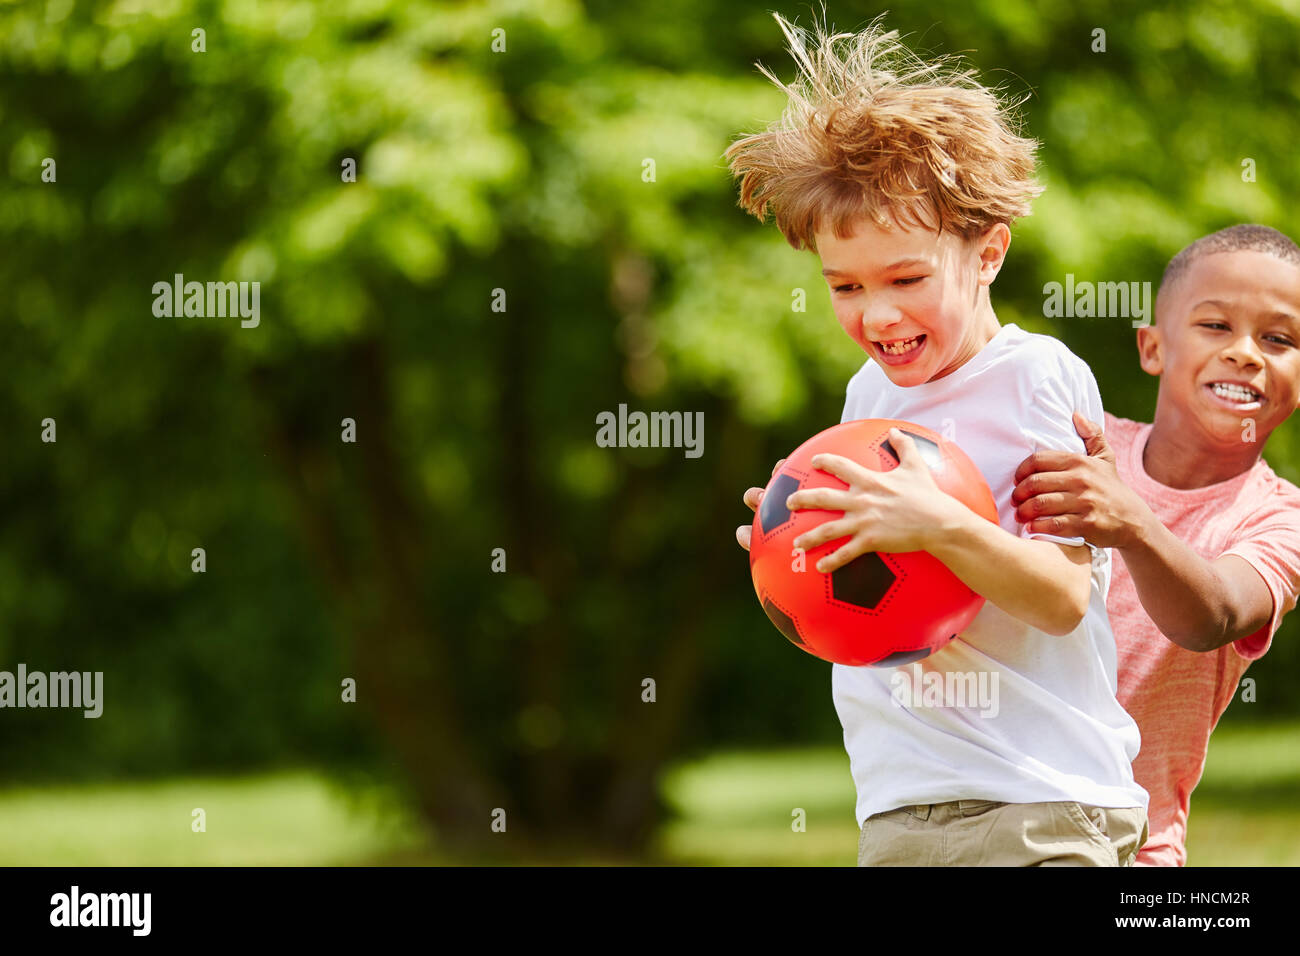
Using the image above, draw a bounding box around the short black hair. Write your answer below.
[1158,224,1300,315]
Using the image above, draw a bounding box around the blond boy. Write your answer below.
[728,13,1147,865]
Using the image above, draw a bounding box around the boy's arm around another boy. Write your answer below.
[1011,412,1273,652]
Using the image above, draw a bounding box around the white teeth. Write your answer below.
[880,336,921,355]
[1211,383,1260,403]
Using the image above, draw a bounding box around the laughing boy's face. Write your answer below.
[1142,250,1300,448]
[815,214,1006,387]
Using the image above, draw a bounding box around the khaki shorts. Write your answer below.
[857,799,1148,866]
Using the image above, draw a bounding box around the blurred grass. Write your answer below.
[0,771,429,866]
[658,719,1300,866]
[2,720,1296,865]
[1178,719,1300,866]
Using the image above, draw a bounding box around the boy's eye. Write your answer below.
[1200,321,1295,347]
[833,276,925,294]
[1201,321,1294,348]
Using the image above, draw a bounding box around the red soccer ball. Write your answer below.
[749,419,999,666]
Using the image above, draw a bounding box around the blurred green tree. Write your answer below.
[1,0,1296,858]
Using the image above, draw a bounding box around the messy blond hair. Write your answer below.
[724,10,1044,251]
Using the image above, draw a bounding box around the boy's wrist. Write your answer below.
[1117,503,1163,554]
[921,493,982,556]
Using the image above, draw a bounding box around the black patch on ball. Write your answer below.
[868,646,936,668]
[831,552,897,609]
[762,597,805,647]
[881,431,944,471]
[759,473,802,535]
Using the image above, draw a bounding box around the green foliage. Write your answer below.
[1,0,1297,821]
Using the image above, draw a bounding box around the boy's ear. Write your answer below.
[1136,325,1163,376]
[975,223,1011,285]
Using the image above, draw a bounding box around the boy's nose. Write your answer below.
[859,307,907,340]
[863,320,908,343]
[1221,334,1265,367]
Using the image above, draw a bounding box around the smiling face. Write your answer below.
[815,215,1008,387]
[1142,250,1300,448]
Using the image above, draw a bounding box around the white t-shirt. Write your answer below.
[833,322,1148,826]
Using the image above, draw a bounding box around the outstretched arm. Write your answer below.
[1012,411,1273,652]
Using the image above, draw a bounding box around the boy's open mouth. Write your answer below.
[874,333,926,365]
[1205,380,1264,412]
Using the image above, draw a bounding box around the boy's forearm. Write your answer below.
[924,503,1091,637]
[1117,511,1238,652]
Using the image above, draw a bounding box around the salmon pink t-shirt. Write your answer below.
[1106,412,1300,866]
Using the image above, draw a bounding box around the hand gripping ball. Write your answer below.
[749,419,998,666]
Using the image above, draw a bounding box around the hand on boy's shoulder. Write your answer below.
[1011,411,1149,549]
